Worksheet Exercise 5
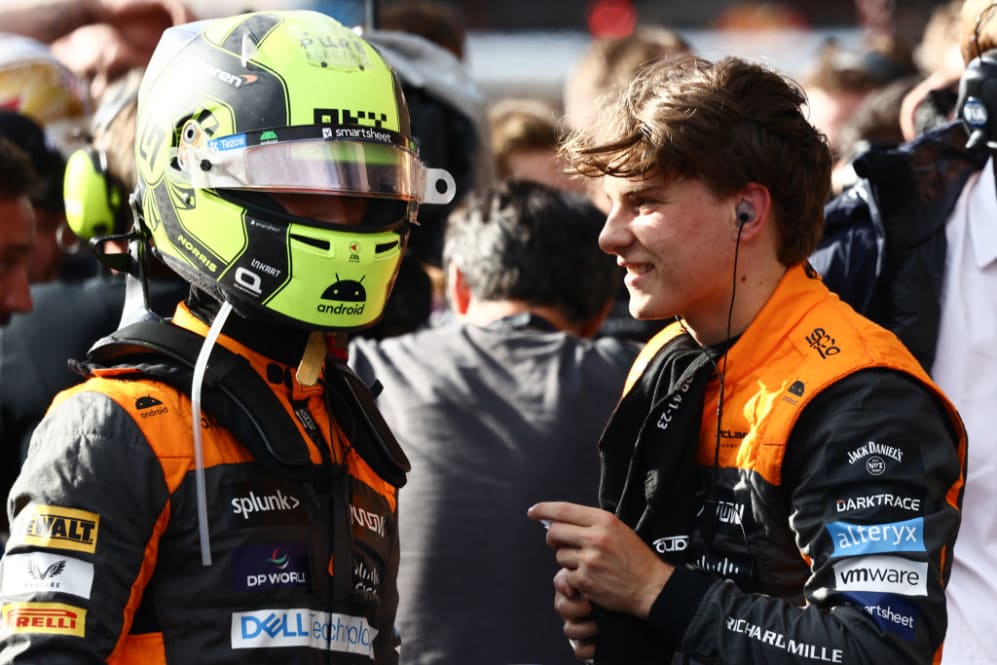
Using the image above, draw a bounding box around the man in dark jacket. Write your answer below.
[812,2,997,661]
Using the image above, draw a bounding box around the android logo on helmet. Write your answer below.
[132,10,455,331]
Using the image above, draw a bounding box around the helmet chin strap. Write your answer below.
[191,299,235,566]
[297,331,326,387]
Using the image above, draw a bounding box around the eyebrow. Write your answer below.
[617,185,663,202]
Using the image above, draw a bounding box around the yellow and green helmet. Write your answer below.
[134,10,455,330]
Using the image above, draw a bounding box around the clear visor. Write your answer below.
[178,137,455,205]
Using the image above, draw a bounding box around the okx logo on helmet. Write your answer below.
[133,10,455,331]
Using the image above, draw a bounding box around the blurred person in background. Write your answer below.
[0,0,194,106]
[0,138,37,328]
[563,25,692,136]
[350,180,635,665]
[0,78,187,542]
[490,97,584,193]
[899,0,966,141]
[360,5,495,337]
[0,111,91,284]
[815,2,997,662]
[828,74,921,194]
[801,34,917,162]
[379,0,466,61]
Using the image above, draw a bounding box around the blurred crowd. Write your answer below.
[0,1,991,664]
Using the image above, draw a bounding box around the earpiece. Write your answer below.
[736,202,755,226]
[956,4,997,150]
[63,146,126,241]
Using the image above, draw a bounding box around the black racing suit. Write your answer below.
[600,265,966,664]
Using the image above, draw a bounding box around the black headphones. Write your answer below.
[956,3,997,151]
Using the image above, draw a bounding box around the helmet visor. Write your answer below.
[179,127,454,204]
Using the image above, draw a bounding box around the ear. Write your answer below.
[446,261,472,316]
[733,182,772,240]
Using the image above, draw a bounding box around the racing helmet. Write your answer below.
[133,10,455,330]
[0,34,91,156]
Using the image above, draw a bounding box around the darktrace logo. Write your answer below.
[136,395,168,419]
[318,274,366,317]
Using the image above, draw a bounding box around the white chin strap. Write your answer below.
[191,299,234,566]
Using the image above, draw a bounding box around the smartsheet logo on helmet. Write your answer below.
[231,608,376,656]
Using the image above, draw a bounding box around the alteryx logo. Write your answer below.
[827,517,925,558]
[231,609,376,656]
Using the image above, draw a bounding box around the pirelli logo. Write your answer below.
[2,602,87,637]
[10,505,100,553]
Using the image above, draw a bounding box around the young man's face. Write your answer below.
[600,174,737,335]
[0,195,36,325]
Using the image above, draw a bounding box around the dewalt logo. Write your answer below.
[10,505,100,554]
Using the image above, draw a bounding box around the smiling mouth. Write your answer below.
[623,262,653,275]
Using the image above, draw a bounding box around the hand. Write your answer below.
[89,0,196,27]
[528,501,672,619]
[53,0,196,102]
[554,567,597,661]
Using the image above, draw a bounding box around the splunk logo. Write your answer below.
[231,608,376,656]
[231,489,301,520]
[833,555,928,596]
[826,517,925,558]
